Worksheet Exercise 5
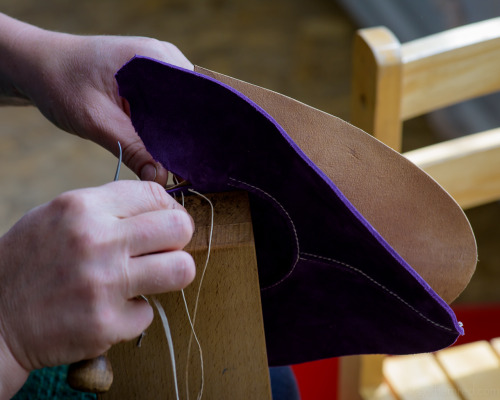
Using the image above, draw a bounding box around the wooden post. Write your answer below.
[101,191,272,399]
[351,27,403,151]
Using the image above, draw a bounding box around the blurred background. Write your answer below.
[1,0,499,307]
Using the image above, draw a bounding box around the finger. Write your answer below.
[120,136,168,186]
[93,97,169,186]
[97,180,187,218]
[113,298,154,343]
[126,250,196,297]
[122,208,194,256]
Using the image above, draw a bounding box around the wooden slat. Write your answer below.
[363,382,397,400]
[341,354,397,400]
[400,17,500,120]
[491,337,500,357]
[351,27,403,150]
[338,356,363,400]
[405,128,500,209]
[383,353,459,400]
[436,341,500,400]
[102,192,271,400]
[360,355,390,399]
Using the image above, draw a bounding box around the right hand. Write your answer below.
[0,180,195,376]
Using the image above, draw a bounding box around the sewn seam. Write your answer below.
[228,177,299,290]
[300,252,454,333]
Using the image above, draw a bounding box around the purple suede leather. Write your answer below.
[116,56,463,366]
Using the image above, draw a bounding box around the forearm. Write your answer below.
[0,13,43,105]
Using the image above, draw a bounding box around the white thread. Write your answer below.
[151,297,180,400]
[300,252,454,332]
[170,184,210,399]
[228,173,452,334]
[228,177,299,290]
[171,176,186,207]
[182,188,214,400]
[181,290,204,400]
[143,185,211,400]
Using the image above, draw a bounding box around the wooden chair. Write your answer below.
[339,17,500,400]
[381,338,500,399]
[351,17,500,208]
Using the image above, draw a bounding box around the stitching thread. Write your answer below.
[300,252,454,333]
[228,178,455,333]
[228,177,299,290]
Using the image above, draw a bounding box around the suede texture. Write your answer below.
[115,57,463,366]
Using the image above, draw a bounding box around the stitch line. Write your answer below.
[300,253,454,333]
[229,177,299,290]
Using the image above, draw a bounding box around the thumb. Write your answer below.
[100,98,168,186]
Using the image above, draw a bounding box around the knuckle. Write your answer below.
[119,37,164,61]
[67,224,98,259]
[49,190,88,217]
[168,209,194,244]
[151,251,196,291]
[48,191,99,256]
[166,251,196,289]
[142,181,178,210]
[176,251,196,282]
[135,36,160,47]
[75,274,115,337]
[87,306,113,340]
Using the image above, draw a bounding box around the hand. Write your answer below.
[0,181,195,396]
[0,14,193,186]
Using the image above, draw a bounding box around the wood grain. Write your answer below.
[345,18,500,400]
[351,27,402,150]
[405,128,500,209]
[351,18,500,210]
[401,18,500,120]
[436,341,500,400]
[101,191,271,399]
[384,353,459,400]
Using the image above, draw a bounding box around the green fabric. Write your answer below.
[12,365,96,400]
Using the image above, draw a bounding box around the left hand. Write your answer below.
[3,16,193,186]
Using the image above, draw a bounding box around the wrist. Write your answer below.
[0,13,46,105]
[0,331,29,399]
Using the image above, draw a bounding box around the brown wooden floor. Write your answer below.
[1,0,498,304]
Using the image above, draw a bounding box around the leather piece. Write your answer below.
[116,57,474,366]
[195,66,477,304]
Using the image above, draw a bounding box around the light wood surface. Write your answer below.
[384,353,459,400]
[401,18,500,120]
[101,191,271,400]
[436,341,500,400]
[405,128,500,209]
[491,337,500,355]
[362,338,500,400]
[351,27,402,150]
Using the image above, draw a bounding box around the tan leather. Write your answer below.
[195,66,477,304]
